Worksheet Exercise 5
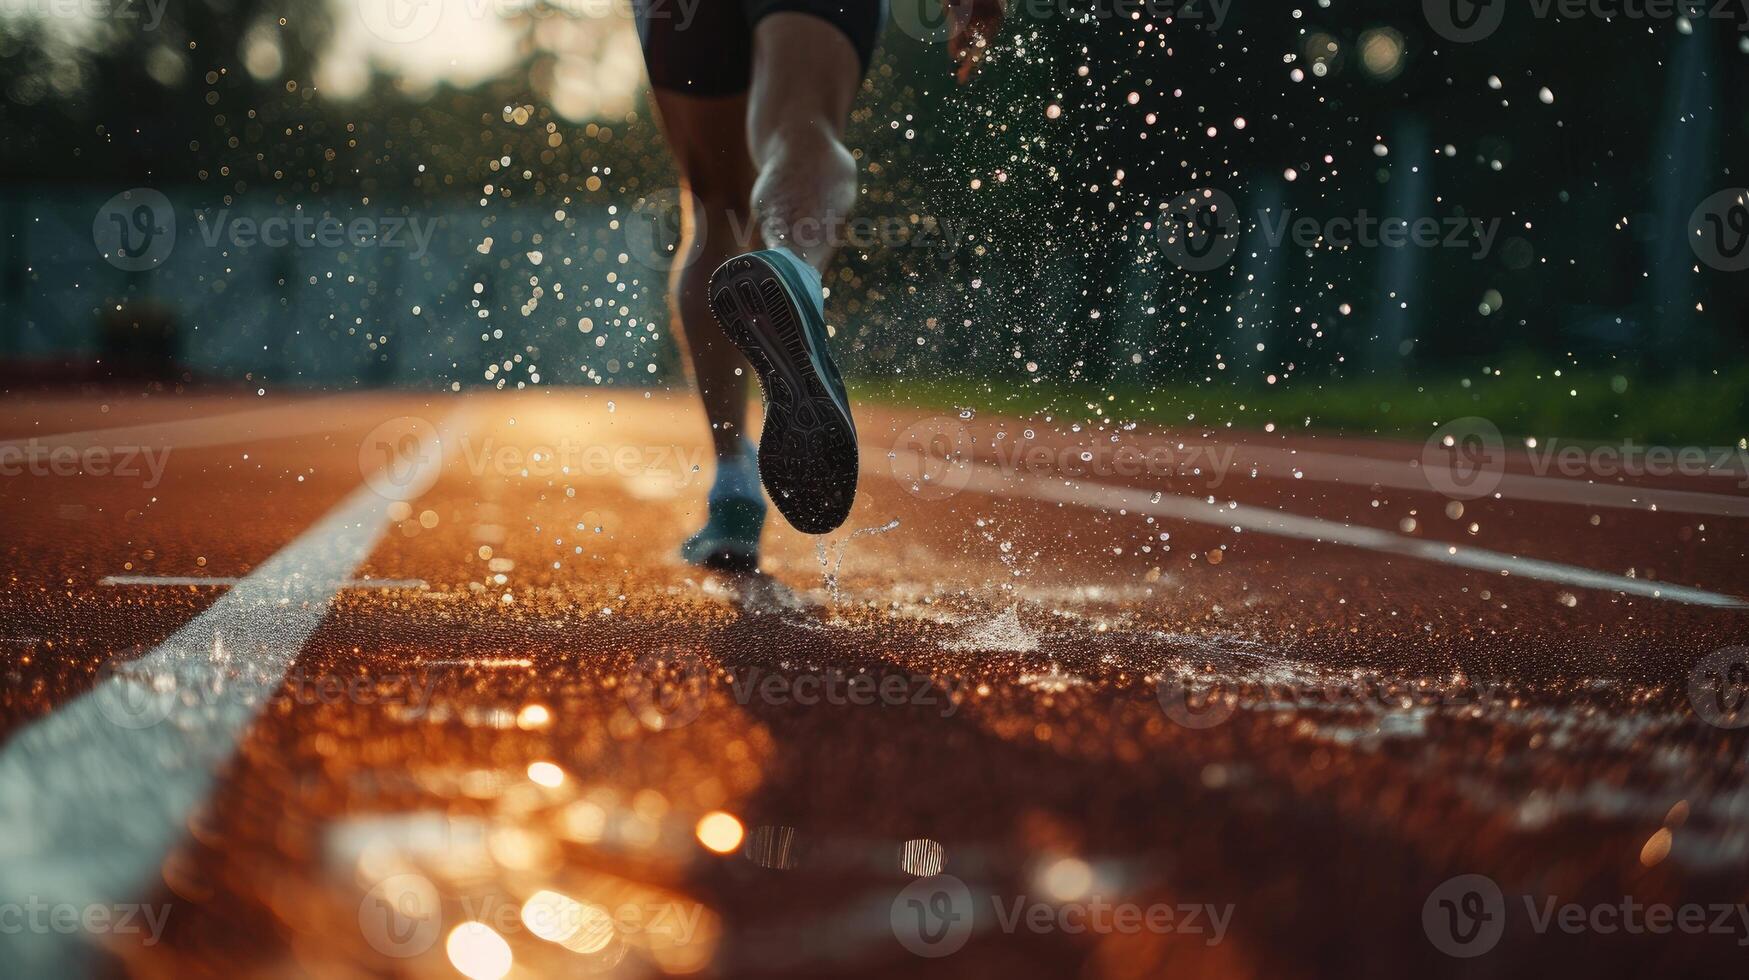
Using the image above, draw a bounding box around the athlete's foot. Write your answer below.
[707,248,858,534]
[680,438,767,571]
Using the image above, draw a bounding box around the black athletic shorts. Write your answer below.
[634,0,887,96]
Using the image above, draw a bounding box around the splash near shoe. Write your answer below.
[707,248,858,534]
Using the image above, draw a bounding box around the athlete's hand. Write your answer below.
[946,0,1005,83]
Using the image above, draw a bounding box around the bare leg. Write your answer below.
[747,13,863,274]
[650,90,760,460]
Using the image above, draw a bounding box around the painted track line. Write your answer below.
[1234,444,1749,518]
[98,575,428,589]
[878,451,1747,609]
[0,414,453,973]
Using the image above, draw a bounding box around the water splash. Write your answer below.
[816,519,902,602]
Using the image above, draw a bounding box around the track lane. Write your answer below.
[2,390,1745,978]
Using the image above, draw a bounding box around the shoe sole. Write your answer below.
[708,254,858,534]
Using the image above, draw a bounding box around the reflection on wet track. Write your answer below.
[1,391,1746,978]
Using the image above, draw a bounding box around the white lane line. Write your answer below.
[1230,444,1749,518]
[878,451,1747,609]
[0,416,452,974]
[98,575,428,589]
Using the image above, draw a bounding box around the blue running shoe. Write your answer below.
[707,248,858,534]
[680,438,766,571]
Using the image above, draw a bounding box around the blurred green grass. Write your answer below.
[857,363,1749,446]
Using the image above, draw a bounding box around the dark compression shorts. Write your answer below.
[635,0,887,96]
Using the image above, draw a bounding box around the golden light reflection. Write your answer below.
[445,922,513,980]
[521,889,616,954]
[694,812,744,855]
[517,704,553,730]
[1039,856,1095,902]
[1640,827,1673,867]
[527,761,566,787]
[557,800,608,844]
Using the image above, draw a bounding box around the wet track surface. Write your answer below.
[1,390,1747,978]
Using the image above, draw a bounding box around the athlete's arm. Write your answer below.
[945,0,1006,82]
